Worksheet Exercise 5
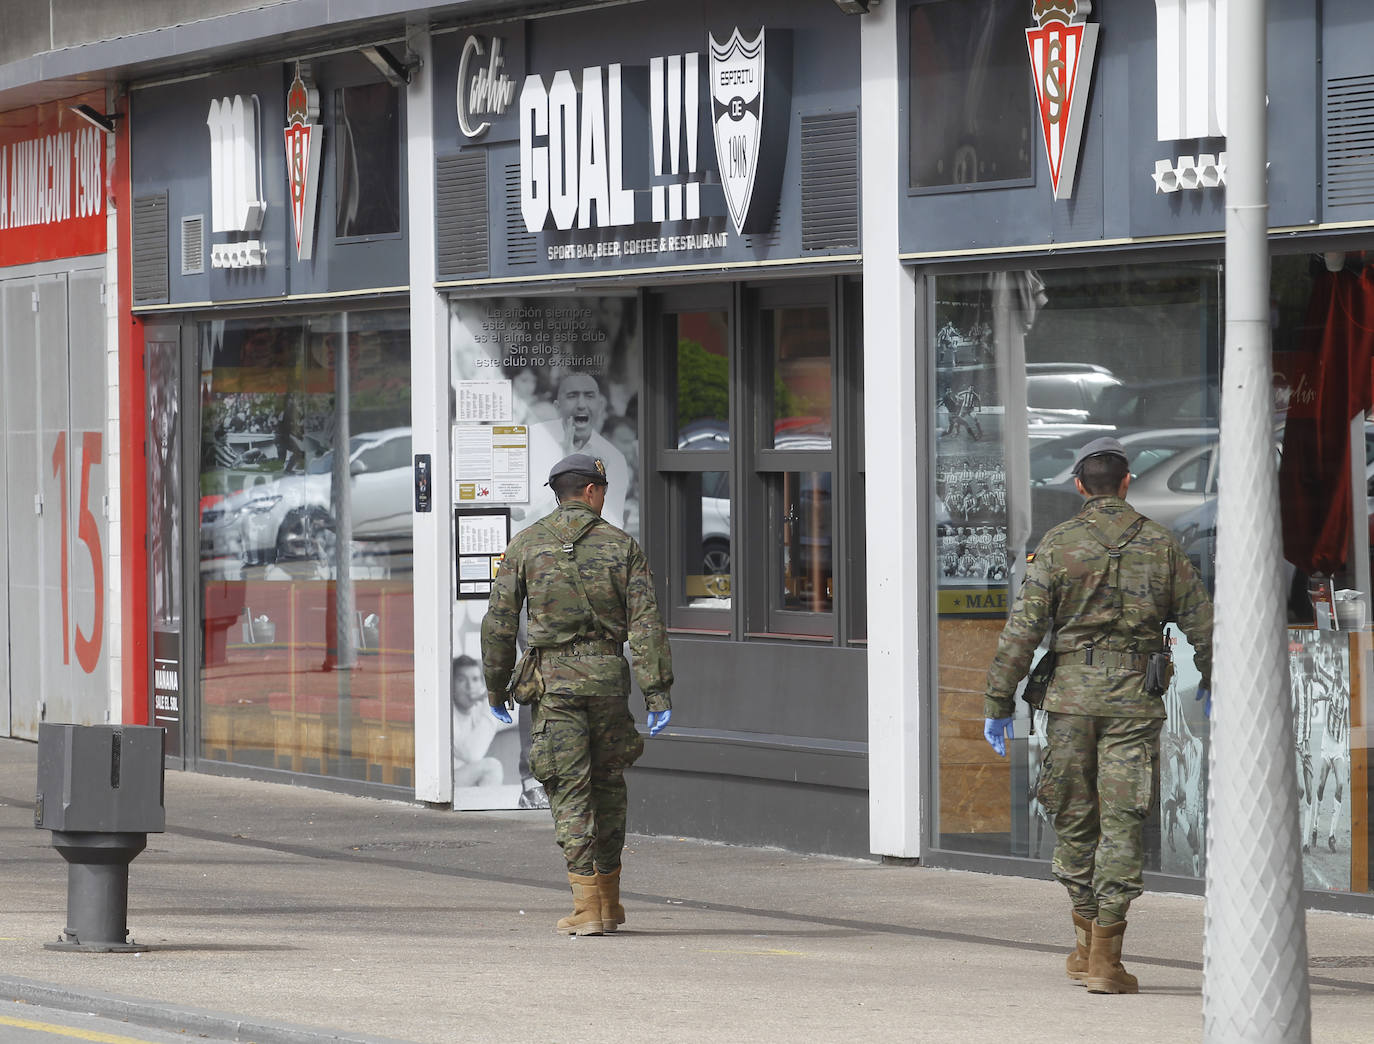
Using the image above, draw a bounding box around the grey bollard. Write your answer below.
[35,723,166,953]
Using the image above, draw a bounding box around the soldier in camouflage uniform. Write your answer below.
[482,453,673,936]
[982,437,1212,994]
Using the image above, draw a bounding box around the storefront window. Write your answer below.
[766,306,832,449]
[673,310,730,450]
[335,83,401,237]
[678,471,732,608]
[777,470,833,614]
[933,255,1374,897]
[909,0,1035,190]
[197,309,413,784]
[933,262,1221,865]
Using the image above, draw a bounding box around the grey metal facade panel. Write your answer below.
[435,151,489,278]
[1322,0,1374,222]
[629,770,870,858]
[896,0,1322,257]
[667,637,867,744]
[130,49,410,306]
[132,193,170,306]
[635,731,866,790]
[432,0,862,284]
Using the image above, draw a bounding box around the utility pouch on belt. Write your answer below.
[1022,650,1058,712]
[1144,650,1173,697]
[507,648,543,706]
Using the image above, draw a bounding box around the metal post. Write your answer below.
[1204,1,1311,1039]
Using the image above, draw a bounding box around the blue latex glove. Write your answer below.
[984,717,1015,757]
[491,705,513,725]
[647,709,671,736]
[1195,686,1212,718]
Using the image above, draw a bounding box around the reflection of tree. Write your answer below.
[773,374,799,420]
[677,338,729,422]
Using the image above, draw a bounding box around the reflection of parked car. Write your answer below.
[1030,428,1219,487]
[202,427,413,565]
[1027,363,1123,424]
[701,470,731,575]
[1031,436,1225,547]
[1173,455,1292,600]
[1089,377,1220,430]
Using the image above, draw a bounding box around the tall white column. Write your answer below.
[406,23,453,804]
[861,4,923,857]
[1204,1,1311,1039]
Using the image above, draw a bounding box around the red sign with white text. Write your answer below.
[0,92,108,265]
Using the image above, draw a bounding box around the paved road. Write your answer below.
[1,737,1372,1043]
[0,1004,244,1043]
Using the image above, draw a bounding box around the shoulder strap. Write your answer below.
[536,516,617,637]
[1083,512,1147,619]
[1084,513,1146,555]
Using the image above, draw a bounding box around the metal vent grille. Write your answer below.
[504,162,538,266]
[180,214,204,276]
[800,111,859,251]
[1326,75,1374,211]
[436,153,489,278]
[132,193,169,306]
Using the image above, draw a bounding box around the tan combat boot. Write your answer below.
[596,865,626,934]
[556,872,605,936]
[1066,911,1093,984]
[1086,920,1139,994]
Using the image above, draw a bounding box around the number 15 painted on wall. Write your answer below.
[52,430,104,674]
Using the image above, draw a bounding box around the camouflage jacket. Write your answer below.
[481,500,674,712]
[984,495,1213,719]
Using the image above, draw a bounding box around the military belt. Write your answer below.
[1067,649,1153,672]
[544,636,621,656]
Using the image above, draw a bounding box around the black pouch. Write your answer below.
[1143,650,1173,697]
[1023,650,1058,712]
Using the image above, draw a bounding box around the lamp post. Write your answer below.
[1204,1,1311,1039]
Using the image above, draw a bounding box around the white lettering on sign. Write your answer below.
[0,127,105,231]
[653,52,701,222]
[457,35,517,138]
[206,95,266,235]
[520,65,636,233]
[1155,0,1227,141]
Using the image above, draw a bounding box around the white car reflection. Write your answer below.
[202,427,412,565]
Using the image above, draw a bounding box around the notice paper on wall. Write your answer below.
[456,508,511,598]
[453,423,529,502]
[454,380,513,422]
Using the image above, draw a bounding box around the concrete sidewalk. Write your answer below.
[0,737,1370,1043]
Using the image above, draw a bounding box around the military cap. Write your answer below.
[547,452,609,486]
[1071,436,1129,476]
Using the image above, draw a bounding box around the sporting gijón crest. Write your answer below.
[284,63,324,260]
[1026,1,1098,200]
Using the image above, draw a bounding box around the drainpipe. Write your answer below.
[1203,1,1312,1039]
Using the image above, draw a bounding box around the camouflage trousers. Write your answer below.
[1038,712,1162,924]
[528,690,645,875]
